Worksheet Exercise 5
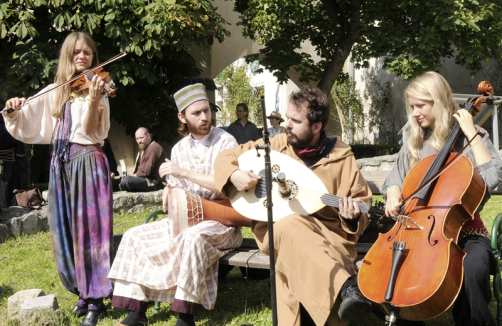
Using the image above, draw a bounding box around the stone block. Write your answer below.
[113,194,134,211]
[0,223,11,243]
[7,289,45,320]
[8,217,22,236]
[112,190,163,212]
[1,206,31,221]
[20,294,59,324]
[128,204,145,213]
[40,214,50,232]
[380,162,396,170]
[21,212,41,235]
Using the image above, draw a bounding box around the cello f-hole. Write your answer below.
[387,222,403,242]
[427,214,439,246]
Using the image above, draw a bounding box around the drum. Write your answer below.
[167,187,252,237]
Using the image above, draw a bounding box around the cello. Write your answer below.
[358,81,494,324]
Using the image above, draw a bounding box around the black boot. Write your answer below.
[73,299,88,317]
[73,304,88,317]
[118,310,148,326]
[337,277,371,321]
[175,312,195,326]
[79,309,106,326]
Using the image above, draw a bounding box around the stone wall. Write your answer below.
[356,153,398,171]
[0,207,49,243]
[355,149,502,171]
[0,190,163,243]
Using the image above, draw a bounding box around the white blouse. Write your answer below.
[3,84,110,146]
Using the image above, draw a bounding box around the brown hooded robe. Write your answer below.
[214,134,372,325]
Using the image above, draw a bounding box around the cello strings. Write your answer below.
[394,135,485,243]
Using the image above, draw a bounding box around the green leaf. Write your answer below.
[146,71,156,84]
[0,23,7,38]
[74,14,82,28]
[56,15,64,29]
[18,22,28,39]
[134,46,143,56]
[105,13,115,21]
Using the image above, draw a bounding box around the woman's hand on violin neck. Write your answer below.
[338,196,361,220]
[86,73,105,103]
[82,74,104,135]
[454,109,477,140]
[385,187,403,218]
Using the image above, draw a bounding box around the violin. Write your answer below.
[70,66,117,97]
[1,51,128,114]
[358,84,490,324]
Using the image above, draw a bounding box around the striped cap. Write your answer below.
[174,83,209,112]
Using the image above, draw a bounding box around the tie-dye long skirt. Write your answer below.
[48,143,113,300]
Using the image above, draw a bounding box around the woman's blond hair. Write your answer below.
[404,71,459,166]
[52,32,99,119]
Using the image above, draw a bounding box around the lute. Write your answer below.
[230,149,385,222]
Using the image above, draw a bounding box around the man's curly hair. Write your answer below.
[289,86,330,130]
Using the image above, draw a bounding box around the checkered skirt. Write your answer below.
[108,218,242,309]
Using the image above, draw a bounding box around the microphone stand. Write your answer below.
[255,96,278,326]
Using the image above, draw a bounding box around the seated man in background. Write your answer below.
[214,86,372,326]
[108,83,241,326]
[119,127,168,192]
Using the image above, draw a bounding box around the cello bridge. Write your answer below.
[398,215,423,230]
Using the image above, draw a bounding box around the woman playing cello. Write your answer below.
[383,71,502,326]
[2,32,112,326]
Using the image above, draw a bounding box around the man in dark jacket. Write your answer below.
[227,103,261,144]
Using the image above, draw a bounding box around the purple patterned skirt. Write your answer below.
[47,143,113,299]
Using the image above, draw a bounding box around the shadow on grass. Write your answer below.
[198,267,272,325]
[0,285,14,302]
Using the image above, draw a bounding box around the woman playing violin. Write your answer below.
[2,32,112,326]
[383,71,502,326]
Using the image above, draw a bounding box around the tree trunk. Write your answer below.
[316,39,354,94]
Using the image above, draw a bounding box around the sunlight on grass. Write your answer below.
[1,197,501,325]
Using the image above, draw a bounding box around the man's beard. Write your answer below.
[138,143,147,151]
[286,128,314,149]
[187,119,211,137]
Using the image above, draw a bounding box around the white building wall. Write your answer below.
[353,56,502,144]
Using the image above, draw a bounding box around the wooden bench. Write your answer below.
[132,170,502,324]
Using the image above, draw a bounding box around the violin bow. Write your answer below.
[1,51,128,114]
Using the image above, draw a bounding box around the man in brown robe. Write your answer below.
[214,86,372,326]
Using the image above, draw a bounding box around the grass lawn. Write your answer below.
[1,196,501,325]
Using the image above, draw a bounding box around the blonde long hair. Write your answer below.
[52,32,99,119]
[405,71,459,167]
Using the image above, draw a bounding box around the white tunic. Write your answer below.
[108,127,242,310]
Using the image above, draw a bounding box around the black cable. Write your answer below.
[240,251,260,326]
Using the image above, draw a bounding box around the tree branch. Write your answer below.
[317,0,362,94]
[320,0,344,39]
